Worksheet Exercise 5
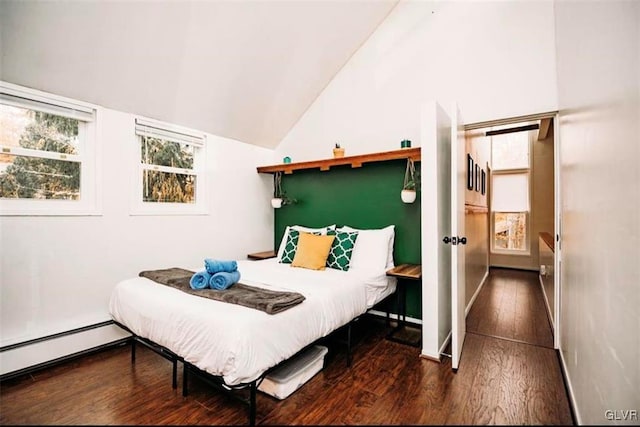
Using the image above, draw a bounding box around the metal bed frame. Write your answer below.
[114,317,359,426]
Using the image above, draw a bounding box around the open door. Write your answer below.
[450,105,466,371]
[553,113,561,349]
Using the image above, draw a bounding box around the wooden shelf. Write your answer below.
[257,147,421,175]
[465,204,488,214]
[386,264,422,280]
[539,232,555,253]
[247,250,277,260]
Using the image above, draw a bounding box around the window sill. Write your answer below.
[491,249,531,256]
[0,211,103,217]
[0,203,102,217]
[129,207,209,216]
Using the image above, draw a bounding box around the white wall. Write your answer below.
[531,128,555,269]
[465,211,488,308]
[464,130,490,308]
[275,0,558,162]
[0,101,274,372]
[554,1,640,424]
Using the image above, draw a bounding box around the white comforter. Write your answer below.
[109,259,394,386]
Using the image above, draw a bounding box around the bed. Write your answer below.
[108,224,397,425]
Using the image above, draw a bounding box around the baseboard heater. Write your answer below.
[0,320,131,382]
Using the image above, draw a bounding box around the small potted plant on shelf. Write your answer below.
[333,143,345,158]
[401,158,418,204]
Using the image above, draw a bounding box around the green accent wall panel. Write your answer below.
[274,160,422,319]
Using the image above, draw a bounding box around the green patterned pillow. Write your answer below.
[279,229,321,264]
[326,230,359,271]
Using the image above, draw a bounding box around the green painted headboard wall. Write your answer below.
[274,160,422,319]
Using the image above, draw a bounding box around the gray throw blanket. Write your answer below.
[139,268,305,315]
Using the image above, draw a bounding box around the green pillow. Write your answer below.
[326,230,359,271]
[279,229,321,264]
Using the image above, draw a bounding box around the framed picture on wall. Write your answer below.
[467,154,474,190]
[475,164,480,192]
[481,169,486,195]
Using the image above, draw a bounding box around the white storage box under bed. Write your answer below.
[258,345,328,400]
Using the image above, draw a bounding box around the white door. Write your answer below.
[420,101,452,360]
[450,105,466,371]
[553,113,561,349]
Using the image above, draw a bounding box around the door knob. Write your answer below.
[444,236,466,245]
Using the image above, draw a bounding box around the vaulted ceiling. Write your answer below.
[0,0,398,148]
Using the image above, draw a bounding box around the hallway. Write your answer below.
[467,267,554,348]
[448,267,571,424]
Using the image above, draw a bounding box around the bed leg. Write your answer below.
[182,363,188,397]
[131,338,136,364]
[386,302,391,327]
[172,358,177,389]
[347,323,352,368]
[249,381,257,426]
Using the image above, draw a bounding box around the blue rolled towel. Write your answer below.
[204,259,238,274]
[209,270,241,290]
[190,270,212,290]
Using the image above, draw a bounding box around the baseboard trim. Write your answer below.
[419,352,441,362]
[557,348,581,425]
[489,265,539,272]
[538,275,555,332]
[466,269,489,317]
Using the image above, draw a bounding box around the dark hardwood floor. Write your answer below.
[0,268,572,425]
[467,267,554,348]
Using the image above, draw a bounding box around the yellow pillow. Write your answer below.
[291,232,336,271]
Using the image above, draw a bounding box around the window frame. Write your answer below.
[490,131,533,255]
[130,117,207,216]
[0,81,101,216]
[491,210,530,255]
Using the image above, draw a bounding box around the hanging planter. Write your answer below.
[272,171,296,209]
[401,189,416,203]
[401,158,418,204]
[271,197,283,208]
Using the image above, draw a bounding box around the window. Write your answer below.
[490,128,531,253]
[491,130,529,170]
[0,82,99,215]
[132,118,206,215]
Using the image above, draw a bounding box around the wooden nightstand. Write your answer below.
[385,263,422,347]
[247,250,277,260]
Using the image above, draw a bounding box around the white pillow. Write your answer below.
[276,224,336,261]
[338,225,395,271]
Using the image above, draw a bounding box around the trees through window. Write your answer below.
[133,118,206,214]
[490,128,532,253]
[0,106,81,200]
[0,83,98,215]
[140,136,196,204]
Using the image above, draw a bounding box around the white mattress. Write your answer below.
[109,259,395,386]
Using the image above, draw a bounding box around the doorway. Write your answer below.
[455,111,560,364]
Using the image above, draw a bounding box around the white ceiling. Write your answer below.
[0,0,398,148]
